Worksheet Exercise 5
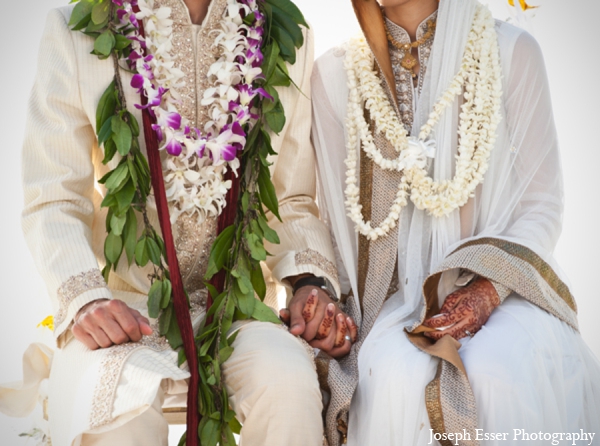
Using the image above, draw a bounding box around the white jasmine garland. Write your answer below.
[131,0,267,223]
[344,4,502,240]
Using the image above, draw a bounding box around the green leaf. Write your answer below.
[72,12,92,31]
[271,3,304,47]
[110,212,127,236]
[218,346,234,365]
[161,279,172,309]
[246,233,267,261]
[111,115,133,156]
[241,191,250,214]
[204,225,235,279]
[242,11,256,26]
[236,273,254,295]
[271,27,296,64]
[114,34,132,51]
[123,208,138,264]
[159,303,172,335]
[69,0,93,27]
[94,30,116,57]
[166,316,183,349]
[223,424,237,446]
[146,237,162,265]
[91,0,110,25]
[135,236,149,267]
[102,263,111,283]
[258,164,281,220]
[200,418,220,446]
[270,63,292,88]
[250,264,267,301]
[207,374,216,386]
[127,112,140,137]
[177,349,187,367]
[265,98,286,134]
[102,138,117,164]
[148,280,163,319]
[260,42,280,81]
[265,0,308,27]
[258,215,280,244]
[261,86,279,114]
[100,193,117,209]
[234,283,256,317]
[104,232,123,265]
[103,163,128,190]
[252,300,282,324]
[177,431,187,446]
[229,415,242,435]
[116,180,136,212]
[98,115,114,145]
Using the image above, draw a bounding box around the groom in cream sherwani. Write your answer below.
[0,0,353,444]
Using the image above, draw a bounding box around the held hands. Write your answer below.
[72,299,153,350]
[423,277,500,341]
[280,287,358,359]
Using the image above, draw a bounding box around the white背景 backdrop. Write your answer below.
[0,0,598,444]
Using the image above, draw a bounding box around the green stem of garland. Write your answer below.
[70,0,308,444]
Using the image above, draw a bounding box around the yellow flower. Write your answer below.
[37,315,54,331]
[508,0,539,11]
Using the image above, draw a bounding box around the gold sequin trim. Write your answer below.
[295,249,339,283]
[89,326,171,429]
[386,11,437,132]
[55,269,107,329]
[425,363,451,446]
[175,214,217,293]
[89,296,207,429]
[451,237,576,312]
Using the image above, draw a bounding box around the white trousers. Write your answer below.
[79,321,323,446]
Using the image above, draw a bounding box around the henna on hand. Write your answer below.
[315,303,335,340]
[285,284,357,359]
[423,277,500,341]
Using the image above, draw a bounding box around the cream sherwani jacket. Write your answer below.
[1,0,338,442]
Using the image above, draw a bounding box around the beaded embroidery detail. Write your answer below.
[54,269,107,330]
[295,249,339,283]
[175,214,218,294]
[89,290,208,429]
[386,11,437,131]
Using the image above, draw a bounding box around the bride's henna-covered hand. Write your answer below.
[423,277,500,341]
[280,287,358,358]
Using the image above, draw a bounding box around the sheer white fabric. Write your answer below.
[311,0,600,443]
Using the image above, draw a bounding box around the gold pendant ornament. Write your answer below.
[400,49,418,71]
[385,19,437,79]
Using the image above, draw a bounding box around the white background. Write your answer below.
[0,0,598,444]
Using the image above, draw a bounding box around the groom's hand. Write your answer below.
[281,286,358,358]
[72,299,153,350]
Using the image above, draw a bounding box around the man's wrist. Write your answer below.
[292,275,339,302]
[75,298,109,319]
[286,273,315,288]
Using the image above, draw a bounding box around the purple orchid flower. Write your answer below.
[131,73,145,91]
[151,124,163,142]
[164,137,183,156]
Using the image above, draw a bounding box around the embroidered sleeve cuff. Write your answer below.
[421,237,578,332]
[270,249,340,307]
[54,269,112,344]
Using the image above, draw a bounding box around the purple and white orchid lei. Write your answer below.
[117,0,268,222]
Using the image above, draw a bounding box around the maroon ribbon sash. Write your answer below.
[140,100,201,446]
[135,13,242,444]
[136,15,200,446]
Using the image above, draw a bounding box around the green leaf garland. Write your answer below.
[70,0,308,444]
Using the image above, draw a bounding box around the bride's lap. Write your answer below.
[348,296,600,445]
